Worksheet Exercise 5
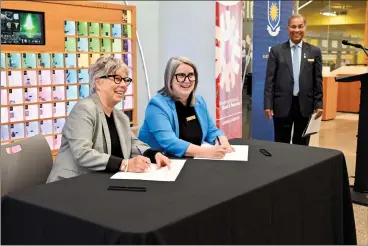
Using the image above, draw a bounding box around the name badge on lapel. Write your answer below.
[186,115,196,121]
[307,58,315,62]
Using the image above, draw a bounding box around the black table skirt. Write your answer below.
[1,139,356,244]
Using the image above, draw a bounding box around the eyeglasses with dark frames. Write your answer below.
[99,75,132,85]
[174,73,196,83]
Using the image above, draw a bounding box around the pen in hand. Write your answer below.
[136,146,143,155]
[216,136,234,153]
[216,136,222,145]
[136,146,150,172]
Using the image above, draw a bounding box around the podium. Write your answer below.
[336,72,368,206]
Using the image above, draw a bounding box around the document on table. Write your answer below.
[110,159,186,182]
[194,144,249,161]
[302,112,322,137]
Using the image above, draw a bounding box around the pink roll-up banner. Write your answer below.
[215,1,243,139]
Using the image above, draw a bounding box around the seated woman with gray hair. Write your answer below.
[47,56,170,183]
[138,56,234,159]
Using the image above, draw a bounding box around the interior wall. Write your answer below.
[100,0,159,127]
[158,1,217,119]
[100,0,217,125]
[122,1,160,126]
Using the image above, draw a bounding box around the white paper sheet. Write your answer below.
[194,144,249,161]
[110,159,186,182]
[303,112,322,137]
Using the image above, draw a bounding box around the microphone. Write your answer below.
[342,40,368,50]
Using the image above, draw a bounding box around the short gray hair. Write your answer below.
[88,55,129,94]
[288,13,307,26]
[158,56,199,106]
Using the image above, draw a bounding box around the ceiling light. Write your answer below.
[319,5,348,16]
[320,11,337,16]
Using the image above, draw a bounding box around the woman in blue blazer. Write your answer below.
[138,56,234,158]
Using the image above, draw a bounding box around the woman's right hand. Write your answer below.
[202,145,228,159]
[127,155,151,173]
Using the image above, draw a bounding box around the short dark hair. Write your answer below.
[288,13,306,26]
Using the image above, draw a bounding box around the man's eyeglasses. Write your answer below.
[174,73,196,83]
[99,75,132,85]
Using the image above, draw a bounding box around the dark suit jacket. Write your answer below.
[264,40,323,118]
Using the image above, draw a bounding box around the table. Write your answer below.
[1,139,356,244]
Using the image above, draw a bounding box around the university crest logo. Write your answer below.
[267,1,281,36]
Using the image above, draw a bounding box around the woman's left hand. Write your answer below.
[223,145,235,153]
[155,152,171,169]
[216,136,235,153]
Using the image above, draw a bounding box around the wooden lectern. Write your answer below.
[336,72,368,206]
[322,66,367,121]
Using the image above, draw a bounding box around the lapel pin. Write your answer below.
[304,53,306,59]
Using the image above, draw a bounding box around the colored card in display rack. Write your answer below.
[2,10,136,150]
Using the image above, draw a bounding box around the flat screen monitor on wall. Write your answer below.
[1,9,45,45]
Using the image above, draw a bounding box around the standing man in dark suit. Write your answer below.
[264,14,323,146]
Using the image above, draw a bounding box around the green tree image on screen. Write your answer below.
[1,9,45,44]
[20,13,42,38]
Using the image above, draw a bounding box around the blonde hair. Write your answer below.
[158,56,199,106]
[88,55,129,94]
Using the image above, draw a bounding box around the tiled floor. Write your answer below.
[310,113,368,245]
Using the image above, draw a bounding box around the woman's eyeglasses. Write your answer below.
[174,73,196,83]
[99,75,132,85]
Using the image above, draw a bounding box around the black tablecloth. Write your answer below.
[1,139,356,244]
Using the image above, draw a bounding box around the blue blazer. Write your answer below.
[138,94,224,157]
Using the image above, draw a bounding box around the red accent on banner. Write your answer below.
[215,1,243,139]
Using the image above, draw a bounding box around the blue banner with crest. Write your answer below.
[251,0,293,141]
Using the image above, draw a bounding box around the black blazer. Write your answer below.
[264,40,323,118]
